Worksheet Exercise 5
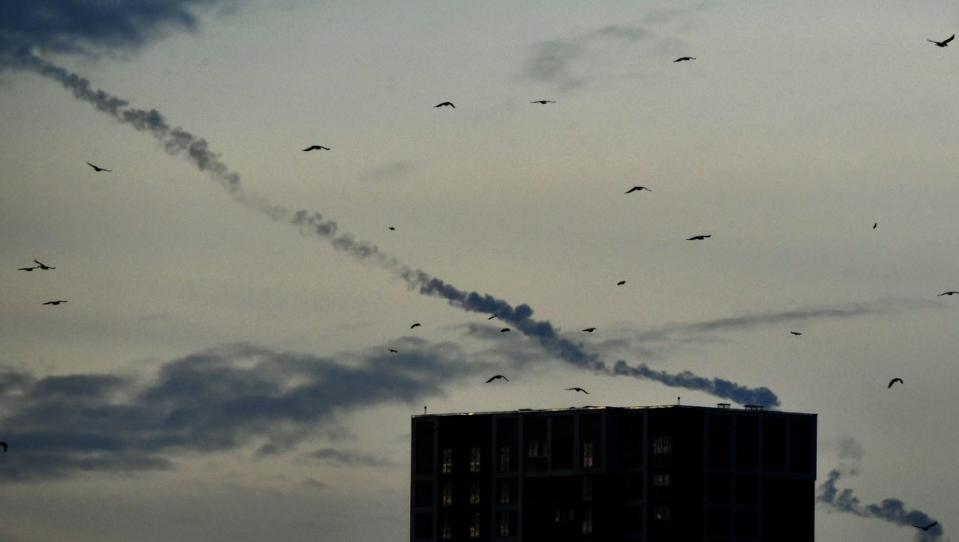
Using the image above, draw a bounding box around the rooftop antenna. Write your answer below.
[423,406,427,414]
[677,396,681,405]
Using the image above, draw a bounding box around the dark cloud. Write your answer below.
[0,341,479,483]
[0,0,239,59]
[359,160,415,182]
[305,448,396,467]
[522,23,686,90]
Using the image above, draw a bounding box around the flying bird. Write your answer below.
[531,100,555,104]
[687,235,711,241]
[17,266,37,271]
[873,222,878,230]
[410,322,422,329]
[566,387,589,394]
[617,280,626,286]
[928,34,954,47]
[42,300,68,306]
[913,521,938,531]
[790,331,802,336]
[0,441,6,453]
[487,314,498,320]
[625,186,651,193]
[302,145,331,151]
[389,348,398,354]
[486,375,509,383]
[888,378,904,388]
[674,56,696,62]
[434,102,455,108]
[33,259,55,270]
[937,291,958,296]
[86,162,111,172]
[581,327,596,333]
[388,226,396,231]
[500,328,511,333]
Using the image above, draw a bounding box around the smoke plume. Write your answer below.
[8,53,780,406]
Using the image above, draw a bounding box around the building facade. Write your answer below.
[410,404,816,542]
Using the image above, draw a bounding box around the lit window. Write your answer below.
[469,512,481,538]
[498,511,511,537]
[442,481,453,506]
[470,447,481,472]
[654,506,670,520]
[581,508,593,534]
[499,479,512,505]
[441,519,452,540]
[653,435,672,454]
[582,441,594,468]
[499,445,511,472]
[582,476,593,501]
[653,473,672,487]
[470,480,481,505]
[442,448,453,474]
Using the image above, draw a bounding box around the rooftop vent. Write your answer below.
[744,404,764,411]
[717,403,731,409]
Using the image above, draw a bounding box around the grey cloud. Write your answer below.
[306,448,396,467]
[360,160,415,182]
[0,341,478,483]
[0,0,240,59]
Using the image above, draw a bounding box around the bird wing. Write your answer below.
[928,39,941,44]
[86,162,97,169]
[946,34,955,44]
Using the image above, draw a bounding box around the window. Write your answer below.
[582,476,593,501]
[470,480,481,505]
[442,481,453,506]
[441,523,452,540]
[499,479,512,505]
[582,441,594,468]
[498,511,511,537]
[528,439,542,457]
[442,448,453,474]
[499,445,511,472]
[653,473,671,487]
[554,508,575,522]
[652,435,672,454]
[469,512,481,538]
[653,506,670,521]
[581,508,593,534]
[470,447,481,472]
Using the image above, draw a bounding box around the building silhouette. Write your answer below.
[411,404,816,542]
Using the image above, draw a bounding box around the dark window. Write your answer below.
[621,413,645,468]
[653,473,672,487]
[552,416,574,469]
[582,508,593,534]
[499,445,511,472]
[708,415,732,468]
[653,435,672,454]
[498,511,512,537]
[470,480,481,505]
[441,448,453,474]
[414,422,435,475]
[415,481,433,507]
[470,447,481,473]
[470,512,481,538]
[442,481,453,506]
[735,508,758,537]
[554,508,575,522]
[414,512,433,540]
[735,416,759,470]
[707,507,731,536]
[790,418,814,474]
[583,441,595,468]
[625,474,644,500]
[582,476,593,501]
[707,474,731,504]
[735,475,758,505]
[762,418,787,471]
[498,479,513,505]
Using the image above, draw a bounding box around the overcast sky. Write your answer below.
[2,1,959,540]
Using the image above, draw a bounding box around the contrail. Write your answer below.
[9,53,780,406]
[819,466,944,541]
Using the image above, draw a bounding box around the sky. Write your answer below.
[1,1,958,540]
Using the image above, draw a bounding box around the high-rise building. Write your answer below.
[410,404,816,542]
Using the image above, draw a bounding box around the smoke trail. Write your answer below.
[819,458,944,541]
[9,53,780,407]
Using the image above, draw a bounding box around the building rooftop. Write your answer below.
[413,403,816,418]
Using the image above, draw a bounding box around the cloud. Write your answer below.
[521,23,686,90]
[301,478,328,491]
[359,160,415,182]
[0,341,481,483]
[305,448,396,467]
[818,438,944,541]
[0,0,240,59]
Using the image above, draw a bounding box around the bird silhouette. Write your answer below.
[33,260,55,270]
[487,314,498,320]
[486,375,509,383]
[302,145,331,151]
[687,235,711,241]
[674,56,696,62]
[790,331,802,336]
[42,300,68,306]
[17,266,37,271]
[410,322,422,329]
[937,291,958,296]
[388,226,396,231]
[86,162,111,172]
[873,222,878,230]
[617,280,626,286]
[581,327,596,333]
[914,521,938,531]
[500,328,511,333]
[566,387,589,394]
[434,102,455,108]
[0,442,6,453]
[888,378,904,388]
[625,186,651,193]
[389,348,399,354]
[531,100,555,104]
[928,34,954,47]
